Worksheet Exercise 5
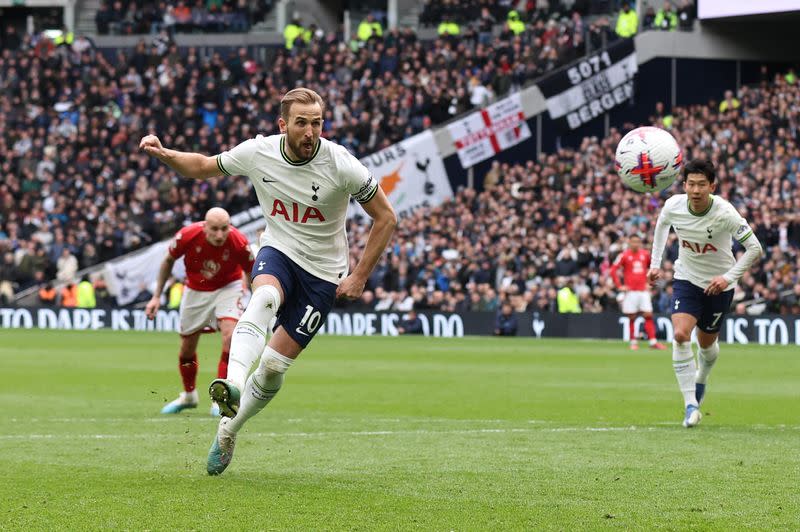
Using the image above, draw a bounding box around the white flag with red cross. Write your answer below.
[448,93,531,169]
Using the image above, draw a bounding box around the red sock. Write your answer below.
[645,317,657,340]
[217,350,229,379]
[179,353,198,392]
[629,319,636,340]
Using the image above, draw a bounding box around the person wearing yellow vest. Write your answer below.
[438,16,460,37]
[283,18,306,50]
[507,10,525,35]
[168,278,184,309]
[557,279,582,313]
[718,90,740,113]
[615,2,638,38]
[655,101,674,129]
[77,275,97,308]
[53,27,75,46]
[785,68,797,85]
[357,13,383,42]
[654,3,678,31]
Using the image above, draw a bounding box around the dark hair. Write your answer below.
[683,158,716,184]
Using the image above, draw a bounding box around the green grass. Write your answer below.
[0,330,798,530]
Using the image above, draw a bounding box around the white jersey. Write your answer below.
[652,194,754,290]
[217,135,378,284]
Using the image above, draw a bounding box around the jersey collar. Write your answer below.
[280,135,320,166]
[687,194,714,217]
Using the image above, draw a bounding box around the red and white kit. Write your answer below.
[610,248,653,314]
[169,222,254,335]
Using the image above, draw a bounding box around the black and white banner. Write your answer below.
[538,39,637,130]
[3,307,800,346]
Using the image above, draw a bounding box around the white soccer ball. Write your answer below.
[615,126,683,193]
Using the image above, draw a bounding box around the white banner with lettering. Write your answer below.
[104,241,186,306]
[447,92,531,168]
[354,130,452,219]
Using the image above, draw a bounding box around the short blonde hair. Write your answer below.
[280,87,325,120]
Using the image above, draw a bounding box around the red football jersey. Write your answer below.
[609,248,650,291]
[168,222,254,291]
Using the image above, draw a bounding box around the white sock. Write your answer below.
[672,340,698,407]
[226,346,294,434]
[226,285,282,391]
[696,341,719,384]
[180,390,198,404]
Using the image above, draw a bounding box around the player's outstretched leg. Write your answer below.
[207,417,236,475]
[206,346,293,475]
[225,346,294,434]
[672,337,701,427]
[695,340,719,405]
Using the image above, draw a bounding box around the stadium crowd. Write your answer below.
[0,4,607,299]
[94,0,274,35]
[343,73,800,316]
[0,5,796,315]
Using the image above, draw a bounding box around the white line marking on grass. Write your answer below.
[9,417,548,425]
[2,424,797,441]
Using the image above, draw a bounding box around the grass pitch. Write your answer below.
[0,330,798,529]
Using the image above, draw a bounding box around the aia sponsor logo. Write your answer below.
[270,199,326,223]
[681,240,718,253]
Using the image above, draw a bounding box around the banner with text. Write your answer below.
[354,130,452,220]
[538,39,637,130]
[103,241,186,306]
[3,307,800,346]
[447,92,531,169]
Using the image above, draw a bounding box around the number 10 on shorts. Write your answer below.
[297,305,322,335]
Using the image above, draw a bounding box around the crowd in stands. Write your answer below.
[1,2,796,317]
[95,0,275,35]
[343,73,800,317]
[1,2,611,305]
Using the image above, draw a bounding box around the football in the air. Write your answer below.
[615,126,683,193]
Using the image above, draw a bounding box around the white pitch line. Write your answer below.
[0,427,629,440]
[1,424,798,441]
[7,417,548,425]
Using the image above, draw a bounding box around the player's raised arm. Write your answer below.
[139,134,223,180]
[337,186,397,300]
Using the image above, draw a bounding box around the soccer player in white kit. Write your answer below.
[140,87,397,474]
[648,159,762,428]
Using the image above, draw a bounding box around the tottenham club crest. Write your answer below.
[311,182,320,201]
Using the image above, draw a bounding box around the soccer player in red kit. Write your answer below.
[609,234,666,350]
[145,208,254,415]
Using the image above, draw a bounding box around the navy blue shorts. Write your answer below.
[251,246,337,348]
[671,279,734,333]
